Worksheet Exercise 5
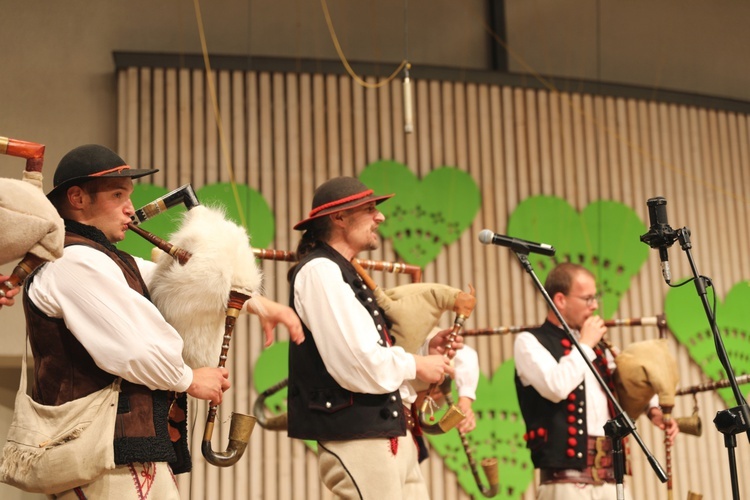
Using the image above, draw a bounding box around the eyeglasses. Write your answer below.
[570,293,601,307]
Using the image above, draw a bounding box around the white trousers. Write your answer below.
[538,481,633,500]
[318,431,429,500]
[50,462,180,500]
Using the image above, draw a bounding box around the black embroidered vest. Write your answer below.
[287,243,406,441]
[514,320,589,469]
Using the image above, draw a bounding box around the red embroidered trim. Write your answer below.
[89,165,131,177]
[308,189,374,217]
[390,436,399,455]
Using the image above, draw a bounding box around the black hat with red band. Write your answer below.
[293,176,394,231]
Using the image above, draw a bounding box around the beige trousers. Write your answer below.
[318,431,429,500]
[538,481,633,500]
[50,462,180,500]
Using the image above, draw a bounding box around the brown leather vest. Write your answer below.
[23,229,187,469]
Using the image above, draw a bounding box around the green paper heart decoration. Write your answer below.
[359,161,481,268]
[253,341,290,417]
[119,183,275,259]
[507,196,650,319]
[426,359,533,499]
[252,341,318,452]
[665,280,750,407]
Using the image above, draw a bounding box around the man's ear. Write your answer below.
[552,291,566,310]
[66,186,86,209]
[330,211,346,227]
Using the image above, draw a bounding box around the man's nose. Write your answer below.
[124,199,135,217]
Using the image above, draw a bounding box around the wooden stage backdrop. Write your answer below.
[117,62,750,500]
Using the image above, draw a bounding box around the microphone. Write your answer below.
[478,229,556,256]
[403,73,414,134]
[639,196,678,283]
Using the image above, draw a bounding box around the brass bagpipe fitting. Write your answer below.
[668,374,750,440]
[675,409,702,437]
[252,378,290,431]
[201,290,256,467]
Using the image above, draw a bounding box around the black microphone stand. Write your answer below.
[513,250,668,500]
[672,227,750,500]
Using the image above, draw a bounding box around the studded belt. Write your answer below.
[403,405,416,432]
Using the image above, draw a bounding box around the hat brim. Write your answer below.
[47,168,159,199]
[293,193,393,230]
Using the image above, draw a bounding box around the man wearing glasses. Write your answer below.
[513,262,678,499]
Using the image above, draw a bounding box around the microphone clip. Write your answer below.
[639,225,678,250]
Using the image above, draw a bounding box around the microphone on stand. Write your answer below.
[478,229,556,256]
[639,197,678,284]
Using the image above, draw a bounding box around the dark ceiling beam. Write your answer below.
[488,0,508,72]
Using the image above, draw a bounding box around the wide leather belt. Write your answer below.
[540,467,616,485]
[541,436,616,485]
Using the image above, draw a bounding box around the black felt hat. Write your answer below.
[293,176,394,231]
[47,144,158,199]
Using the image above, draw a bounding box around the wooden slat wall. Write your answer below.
[118,66,750,500]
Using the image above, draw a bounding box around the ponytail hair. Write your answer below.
[287,216,333,282]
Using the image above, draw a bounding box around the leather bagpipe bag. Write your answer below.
[613,338,679,420]
[372,283,463,354]
[0,172,64,265]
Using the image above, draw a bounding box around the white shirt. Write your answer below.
[293,257,419,404]
[454,344,479,400]
[27,245,193,393]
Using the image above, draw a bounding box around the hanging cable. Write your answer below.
[193,0,248,229]
[402,0,413,133]
[320,0,406,89]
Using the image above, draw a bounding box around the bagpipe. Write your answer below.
[128,184,262,467]
[0,136,64,296]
